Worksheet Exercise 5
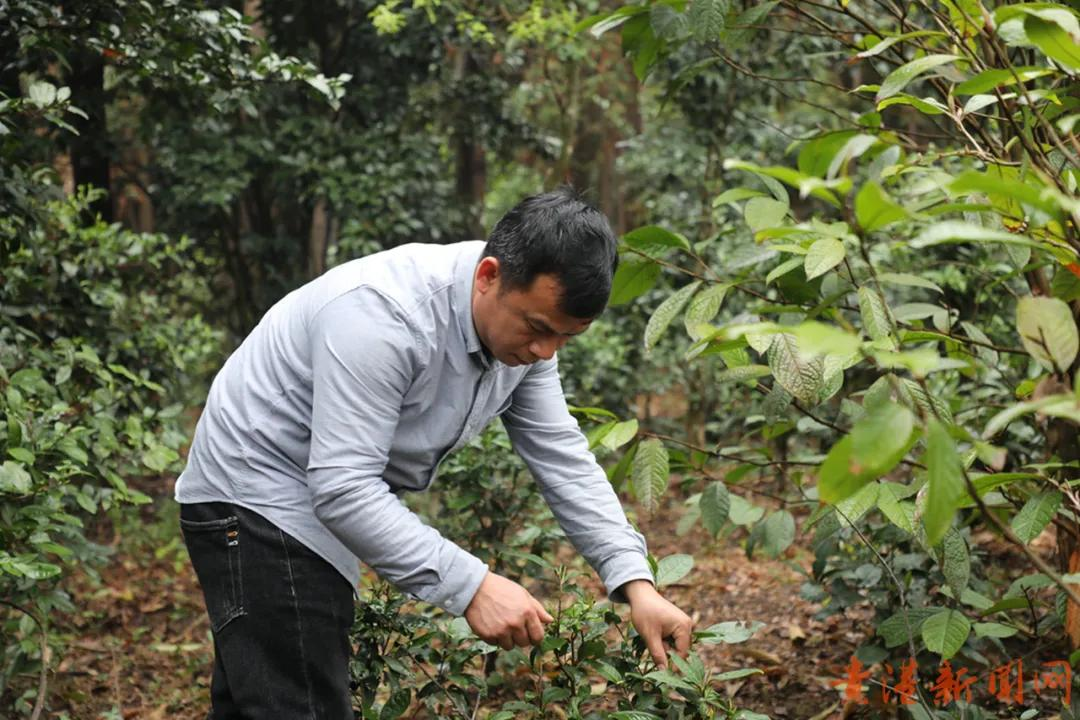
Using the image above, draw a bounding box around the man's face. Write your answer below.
[471,258,593,367]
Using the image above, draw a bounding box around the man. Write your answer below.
[176,187,693,718]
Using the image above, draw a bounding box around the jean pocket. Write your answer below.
[180,515,246,633]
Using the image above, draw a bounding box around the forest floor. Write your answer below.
[29,478,1066,720]
[35,479,866,720]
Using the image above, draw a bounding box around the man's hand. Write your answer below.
[623,579,693,669]
[465,571,554,650]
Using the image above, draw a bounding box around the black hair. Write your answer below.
[482,186,618,319]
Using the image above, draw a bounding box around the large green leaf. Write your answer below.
[1025,13,1080,70]
[744,197,789,232]
[855,182,907,231]
[623,225,692,254]
[923,419,965,546]
[655,553,694,586]
[754,510,795,558]
[767,333,825,405]
[941,529,971,600]
[858,287,895,347]
[379,689,411,720]
[850,403,917,480]
[683,284,729,340]
[804,238,845,280]
[609,257,661,306]
[601,419,639,451]
[818,436,867,504]
[921,609,971,659]
[700,481,731,536]
[1016,295,1079,372]
[688,0,729,41]
[955,66,1054,94]
[0,461,31,494]
[912,222,1066,256]
[878,607,940,648]
[1011,491,1063,544]
[876,54,962,101]
[645,281,701,352]
[631,438,669,512]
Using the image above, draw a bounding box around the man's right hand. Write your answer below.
[464,571,553,650]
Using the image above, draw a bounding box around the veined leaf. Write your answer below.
[602,419,639,451]
[921,609,971,659]
[689,0,728,42]
[1016,295,1079,372]
[645,281,702,352]
[924,419,965,546]
[941,529,971,600]
[609,257,661,306]
[876,54,962,101]
[744,197,789,232]
[1011,491,1063,544]
[756,510,795,558]
[804,238,846,280]
[700,481,731,536]
[858,286,895,347]
[717,364,772,383]
[631,438,669,512]
[768,333,825,405]
[684,284,729,339]
[655,553,694,586]
[856,30,946,58]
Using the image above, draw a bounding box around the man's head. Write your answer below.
[471,187,619,367]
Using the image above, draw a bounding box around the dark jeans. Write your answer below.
[180,501,356,719]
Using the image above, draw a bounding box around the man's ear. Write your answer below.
[475,256,500,294]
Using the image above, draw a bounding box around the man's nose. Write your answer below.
[530,335,567,361]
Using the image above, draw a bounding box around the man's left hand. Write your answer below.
[621,579,693,669]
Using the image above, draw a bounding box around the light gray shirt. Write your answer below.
[175,241,651,615]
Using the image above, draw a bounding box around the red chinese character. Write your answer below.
[987,659,1023,704]
[832,656,872,705]
[931,660,978,706]
[1033,660,1071,705]
[881,658,918,705]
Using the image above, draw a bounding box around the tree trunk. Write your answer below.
[452,46,486,239]
[308,196,330,278]
[67,45,111,221]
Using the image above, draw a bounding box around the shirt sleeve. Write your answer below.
[306,288,489,616]
[501,356,654,602]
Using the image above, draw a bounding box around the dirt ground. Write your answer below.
[15,480,1063,719]
[12,479,871,720]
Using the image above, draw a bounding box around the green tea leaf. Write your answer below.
[1016,296,1079,372]
[645,281,701,352]
[876,54,962,101]
[804,238,846,280]
[744,197,789,232]
[855,182,907,231]
[631,438,669,512]
[924,419,965,546]
[655,553,694,586]
[700,481,731,536]
[609,257,661,306]
[921,609,971,659]
[1011,491,1063,544]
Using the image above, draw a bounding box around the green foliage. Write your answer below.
[349,567,760,719]
[585,3,1080,710]
[0,190,220,705]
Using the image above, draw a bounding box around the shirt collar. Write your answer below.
[453,242,493,368]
